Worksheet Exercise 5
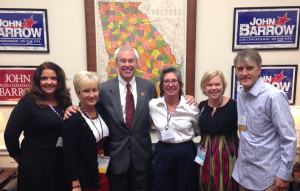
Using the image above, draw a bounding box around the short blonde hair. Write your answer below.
[200,70,227,96]
[73,70,100,94]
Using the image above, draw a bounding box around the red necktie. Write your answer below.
[126,83,135,128]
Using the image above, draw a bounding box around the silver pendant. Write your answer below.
[165,124,169,130]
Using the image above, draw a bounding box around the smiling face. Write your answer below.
[40,69,58,98]
[235,61,261,92]
[205,75,224,101]
[163,72,180,98]
[116,49,137,82]
[77,83,99,110]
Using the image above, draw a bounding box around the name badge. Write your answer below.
[195,145,206,166]
[56,137,63,148]
[161,129,175,142]
[98,155,110,174]
[238,115,247,131]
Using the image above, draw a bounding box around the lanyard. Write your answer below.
[199,105,205,117]
[44,100,63,121]
[79,103,104,156]
[166,101,179,130]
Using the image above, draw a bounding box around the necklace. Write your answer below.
[212,95,223,112]
[79,102,96,119]
[211,95,223,116]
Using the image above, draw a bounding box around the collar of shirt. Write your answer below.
[149,96,200,143]
[241,77,264,97]
[118,75,136,92]
[155,96,197,113]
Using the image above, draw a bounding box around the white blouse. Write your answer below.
[149,96,200,143]
[82,114,109,142]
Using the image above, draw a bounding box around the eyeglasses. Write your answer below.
[163,79,178,85]
[118,58,136,64]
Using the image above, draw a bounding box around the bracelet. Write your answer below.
[72,184,81,189]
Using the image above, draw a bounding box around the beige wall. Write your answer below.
[1,0,300,167]
[0,0,87,167]
[196,0,300,102]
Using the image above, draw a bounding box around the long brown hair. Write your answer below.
[26,62,72,109]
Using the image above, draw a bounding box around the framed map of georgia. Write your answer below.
[84,0,197,96]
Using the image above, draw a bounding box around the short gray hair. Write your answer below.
[234,48,262,68]
[114,46,139,62]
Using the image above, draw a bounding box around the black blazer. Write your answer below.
[97,77,157,174]
[63,112,103,189]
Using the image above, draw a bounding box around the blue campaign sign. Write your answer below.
[233,7,300,50]
[231,65,298,105]
[0,9,49,52]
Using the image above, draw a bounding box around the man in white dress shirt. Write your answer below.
[232,49,297,191]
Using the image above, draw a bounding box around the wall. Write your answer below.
[0,0,87,167]
[1,0,300,167]
[195,0,300,102]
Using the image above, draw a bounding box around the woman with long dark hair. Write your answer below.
[4,62,72,191]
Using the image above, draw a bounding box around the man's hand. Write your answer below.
[63,105,79,120]
[274,176,289,191]
[184,95,198,106]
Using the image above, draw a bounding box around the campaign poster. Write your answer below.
[233,7,300,50]
[0,66,36,105]
[231,65,298,105]
[0,9,49,52]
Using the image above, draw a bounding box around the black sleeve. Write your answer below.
[198,100,206,111]
[62,114,82,181]
[4,97,31,157]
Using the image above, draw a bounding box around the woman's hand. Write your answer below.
[184,95,198,106]
[72,187,81,191]
[71,180,81,191]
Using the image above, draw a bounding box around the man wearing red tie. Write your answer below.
[98,46,157,191]
[65,46,195,191]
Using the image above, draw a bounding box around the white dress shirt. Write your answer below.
[118,76,137,122]
[232,78,297,190]
[149,96,200,143]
